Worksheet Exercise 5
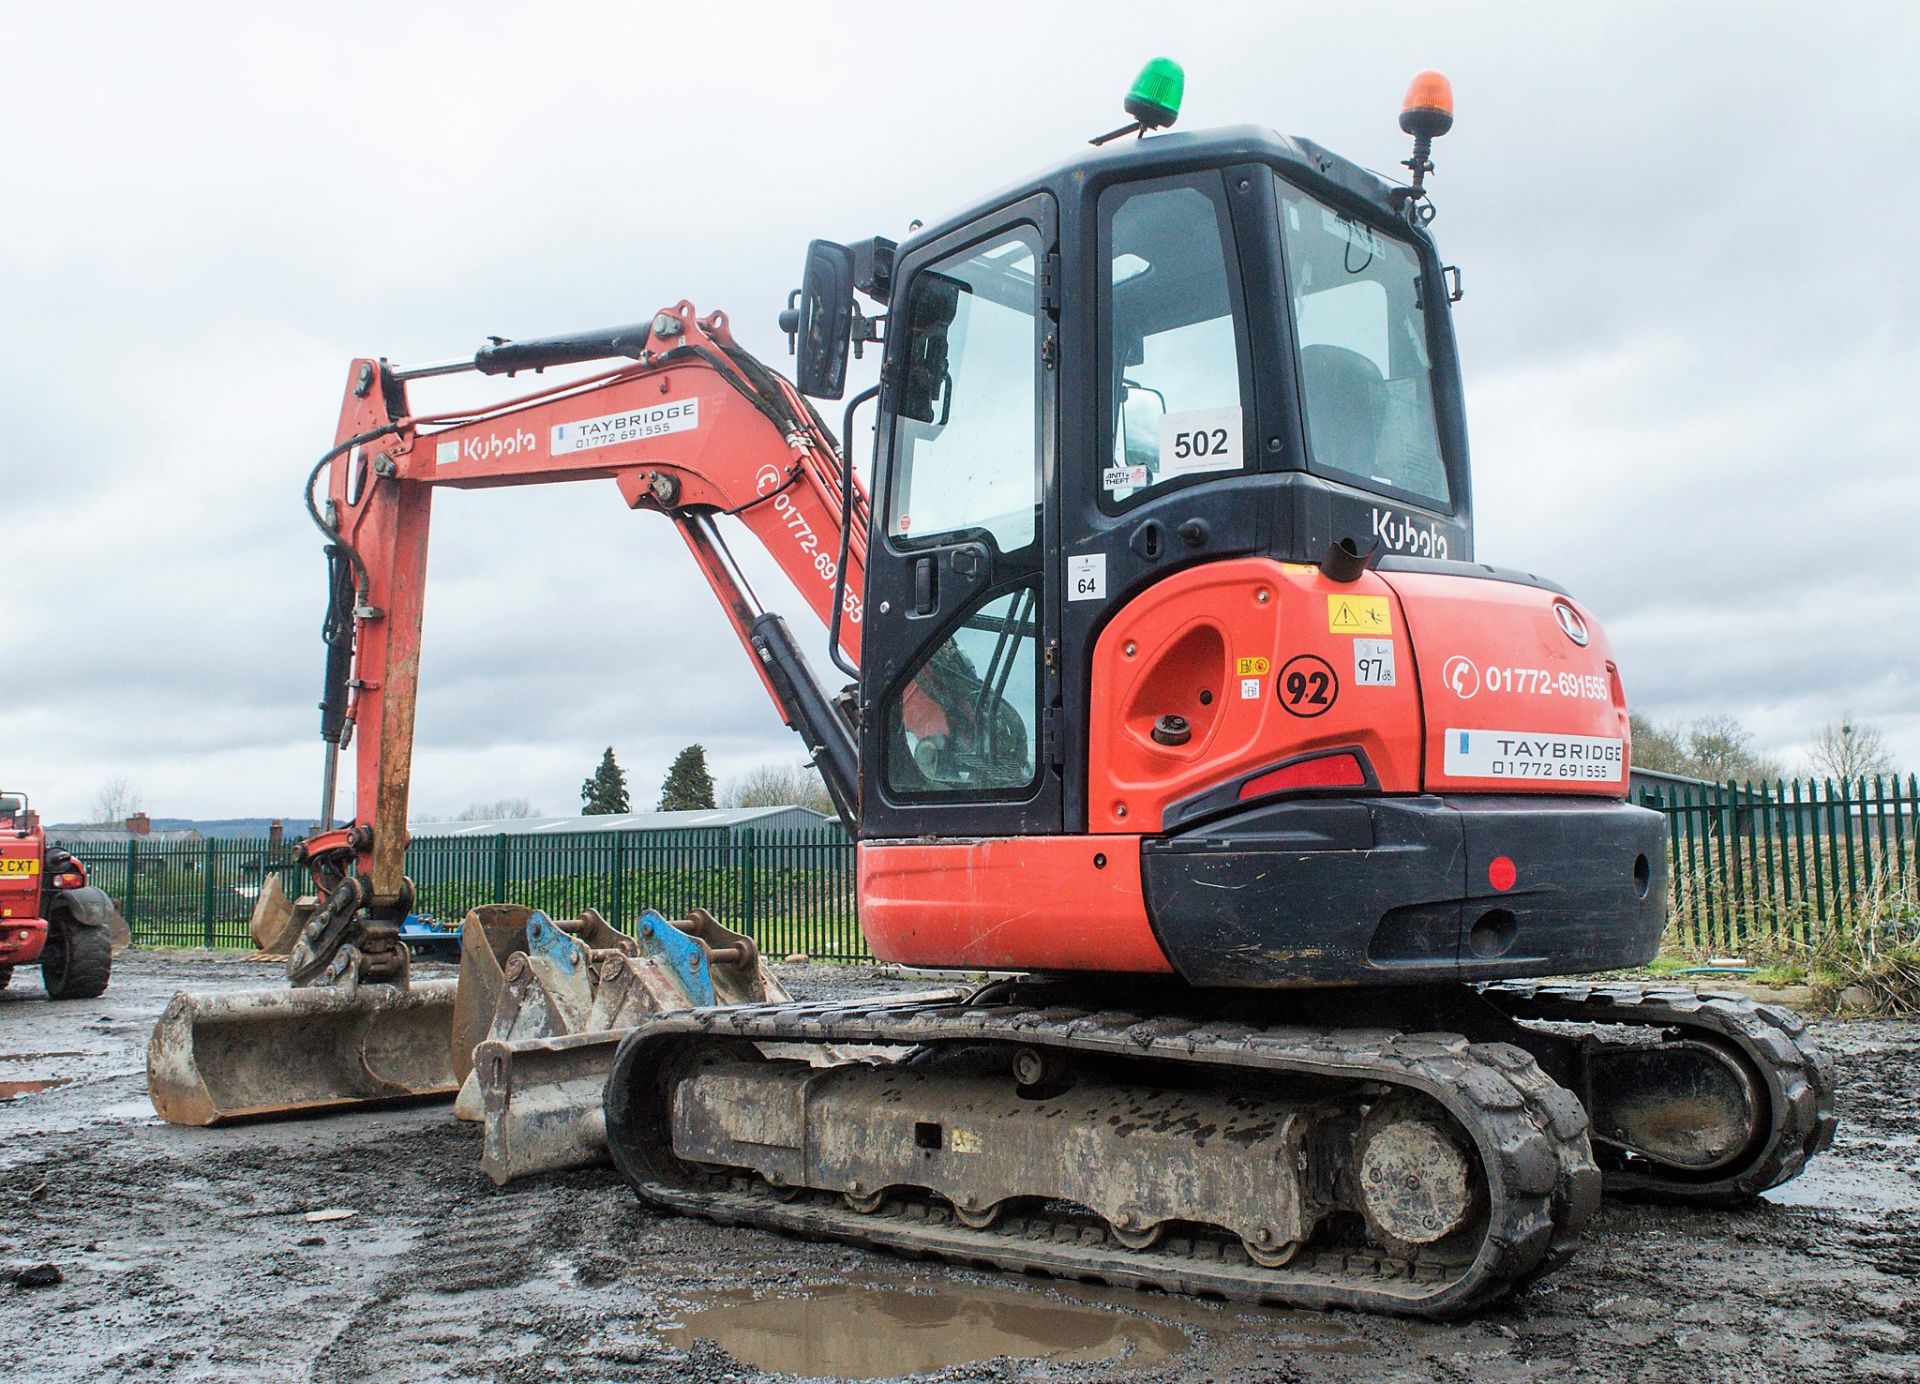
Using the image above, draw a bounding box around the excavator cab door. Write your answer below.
[859,194,1062,839]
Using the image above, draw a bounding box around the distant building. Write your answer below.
[409,805,841,839]
[48,812,203,848]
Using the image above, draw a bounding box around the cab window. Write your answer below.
[886,231,1043,555]
[885,585,1039,798]
[1099,176,1249,506]
[1277,178,1449,506]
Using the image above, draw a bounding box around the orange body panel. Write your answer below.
[1087,559,1633,834]
[1384,572,1628,793]
[859,837,1173,974]
[1086,559,1424,834]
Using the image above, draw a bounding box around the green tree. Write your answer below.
[658,744,717,811]
[580,747,631,815]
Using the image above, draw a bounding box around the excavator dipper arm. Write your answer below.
[295,302,865,985]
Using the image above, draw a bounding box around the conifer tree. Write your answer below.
[657,744,717,811]
[580,747,631,815]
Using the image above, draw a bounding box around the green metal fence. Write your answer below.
[61,777,1918,963]
[59,826,868,961]
[1656,775,1920,952]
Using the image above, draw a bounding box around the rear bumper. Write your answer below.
[1140,794,1667,987]
[0,918,49,967]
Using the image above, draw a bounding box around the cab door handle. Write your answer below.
[911,556,937,616]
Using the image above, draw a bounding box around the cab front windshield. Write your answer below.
[1277,178,1449,506]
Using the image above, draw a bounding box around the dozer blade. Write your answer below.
[474,907,791,1185]
[146,978,459,1125]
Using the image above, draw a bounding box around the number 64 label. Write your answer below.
[1158,406,1243,478]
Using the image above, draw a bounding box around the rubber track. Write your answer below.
[1479,981,1838,1203]
[607,995,1601,1318]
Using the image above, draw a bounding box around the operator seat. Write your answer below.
[1300,344,1386,476]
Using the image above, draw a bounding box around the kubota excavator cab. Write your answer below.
[809,117,1667,985]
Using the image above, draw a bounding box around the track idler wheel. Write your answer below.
[1354,1093,1486,1260]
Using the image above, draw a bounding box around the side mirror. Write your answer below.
[789,239,857,400]
[1120,380,1166,470]
[899,272,962,425]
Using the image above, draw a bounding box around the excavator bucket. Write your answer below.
[146,978,460,1125]
[473,907,789,1185]
[247,872,314,956]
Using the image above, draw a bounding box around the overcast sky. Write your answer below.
[2,2,1914,823]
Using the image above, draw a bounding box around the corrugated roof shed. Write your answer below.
[409,805,839,837]
[48,827,204,846]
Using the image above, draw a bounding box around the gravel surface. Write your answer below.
[1,951,1915,1382]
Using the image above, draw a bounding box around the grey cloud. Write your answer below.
[4,1,1916,823]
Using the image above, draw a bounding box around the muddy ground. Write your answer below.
[0,952,1914,1383]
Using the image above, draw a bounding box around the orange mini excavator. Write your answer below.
[152,64,1833,1317]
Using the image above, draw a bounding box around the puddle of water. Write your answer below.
[1762,1158,1916,1212]
[660,1280,1191,1379]
[0,1078,72,1100]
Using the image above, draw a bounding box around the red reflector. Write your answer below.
[1488,856,1517,892]
[1239,752,1367,800]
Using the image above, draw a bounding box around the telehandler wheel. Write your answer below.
[41,909,112,1000]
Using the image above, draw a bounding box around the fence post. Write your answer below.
[201,840,217,947]
[124,837,140,941]
[609,832,627,931]
[739,827,758,939]
[493,833,509,903]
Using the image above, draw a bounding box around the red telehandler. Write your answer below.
[148,65,1833,1317]
[0,791,130,999]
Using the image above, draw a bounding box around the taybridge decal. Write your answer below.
[551,399,699,455]
[1444,729,1624,782]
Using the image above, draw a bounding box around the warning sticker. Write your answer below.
[551,398,698,455]
[1353,638,1395,687]
[1240,678,1262,700]
[1327,594,1392,635]
[1236,656,1271,677]
[1443,729,1625,783]
[1103,464,1149,492]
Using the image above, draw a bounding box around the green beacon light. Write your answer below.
[1126,57,1184,129]
[1091,57,1185,145]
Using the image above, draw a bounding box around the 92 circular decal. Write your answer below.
[1278,654,1339,717]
